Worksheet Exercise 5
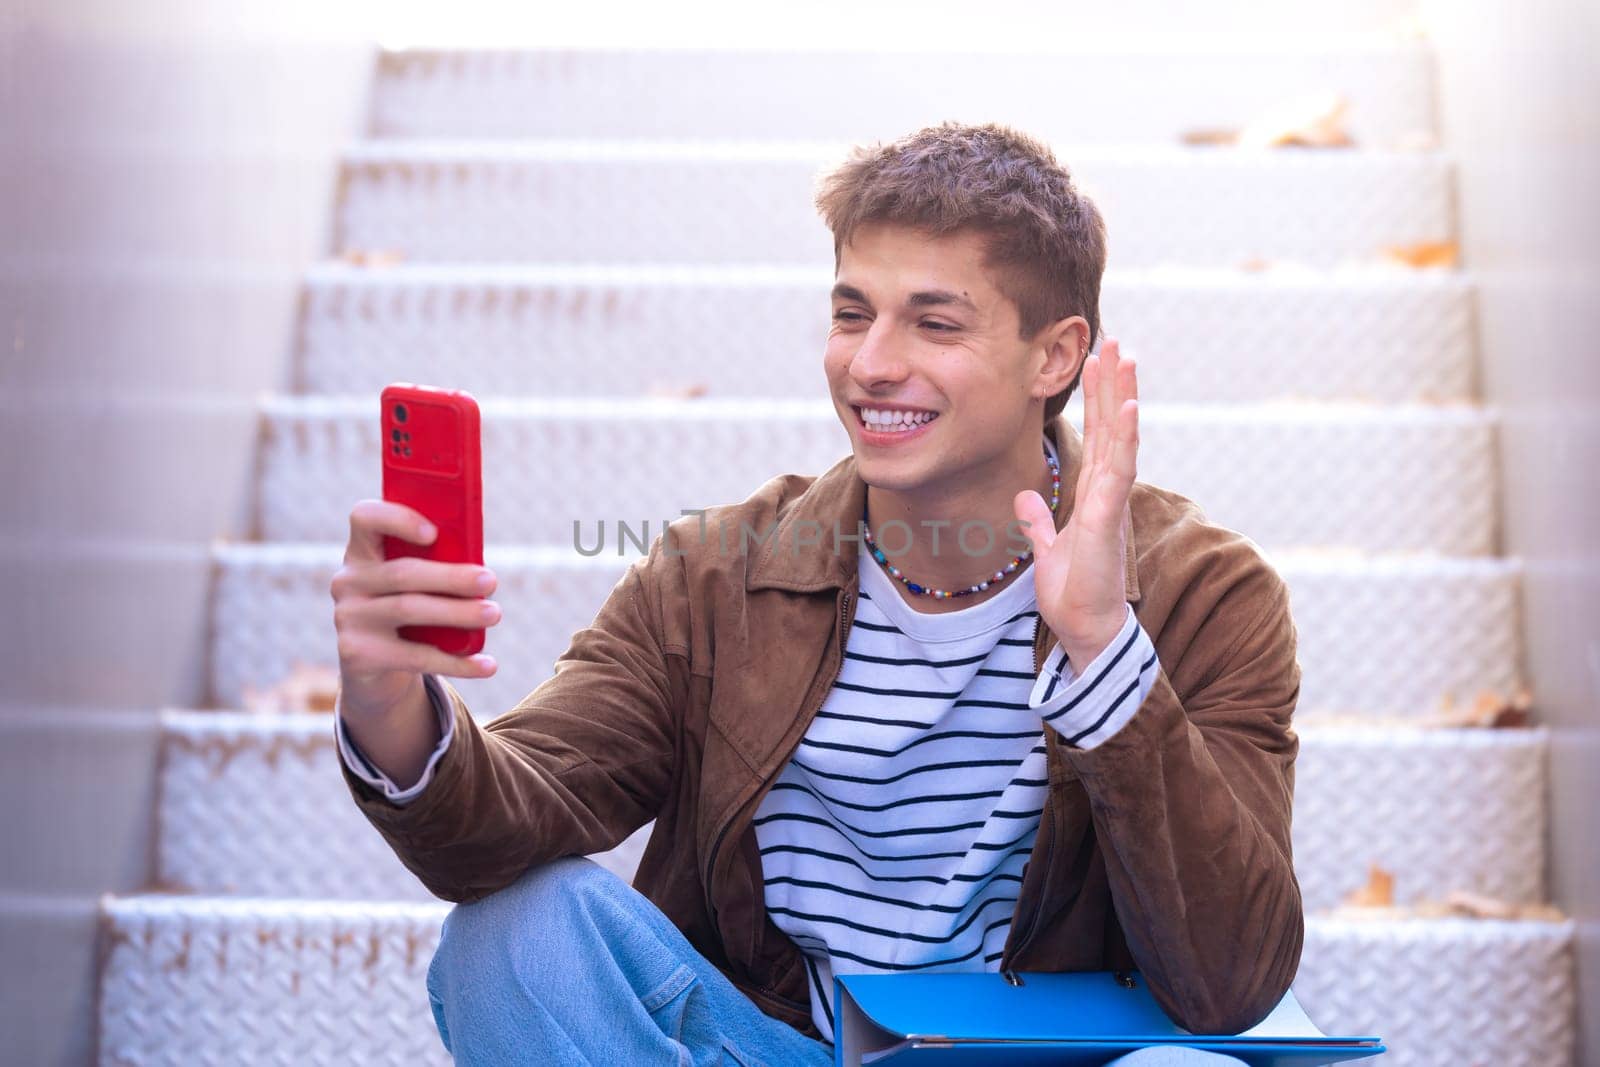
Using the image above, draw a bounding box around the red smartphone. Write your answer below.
[380,383,486,656]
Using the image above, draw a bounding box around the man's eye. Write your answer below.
[832,310,867,323]
[921,321,957,332]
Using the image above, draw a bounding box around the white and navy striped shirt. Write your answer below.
[752,489,1160,1040]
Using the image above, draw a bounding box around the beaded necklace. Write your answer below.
[861,442,1061,600]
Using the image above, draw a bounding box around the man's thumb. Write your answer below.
[1012,490,1056,555]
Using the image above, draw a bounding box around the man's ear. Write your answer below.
[1032,316,1091,400]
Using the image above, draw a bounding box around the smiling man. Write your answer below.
[331,122,1304,1066]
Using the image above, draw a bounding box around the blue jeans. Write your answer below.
[425,856,1247,1066]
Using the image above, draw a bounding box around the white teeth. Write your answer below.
[860,408,936,431]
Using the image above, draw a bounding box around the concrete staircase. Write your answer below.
[95,37,1577,1067]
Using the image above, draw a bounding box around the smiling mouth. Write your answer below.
[854,406,941,434]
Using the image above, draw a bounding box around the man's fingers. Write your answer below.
[1110,396,1140,484]
[1110,356,1140,483]
[333,557,496,601]
[345,499,438,563]
[1096,337,1120,453]
[339,632,497,680]
[1080,354,1100,472]
[365,591,502,631]
[393,642,498,680]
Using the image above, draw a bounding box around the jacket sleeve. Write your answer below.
[1061,552,1304,1036]
[337,529,690,903]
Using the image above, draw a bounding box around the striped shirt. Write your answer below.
[752,483,1160,1040]
[336,439,1161,1047]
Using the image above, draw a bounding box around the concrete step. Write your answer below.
[155,711,648,902]
[257,397,1500,557]
[98,896,453,1067]
[294,263,1478,406]
[97,894,1575,1066]
[1291,723,1547,911]
[154,710,1547,914]
[369,43,1435,147]
[209,543,1521,721]
[335,142,1454,267]
[371,7,1427,50]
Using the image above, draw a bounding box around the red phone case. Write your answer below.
[380,383,486,656]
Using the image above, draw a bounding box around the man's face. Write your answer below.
[824,221,1060,494]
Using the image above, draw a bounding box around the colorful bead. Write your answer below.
[861,443,1060,600]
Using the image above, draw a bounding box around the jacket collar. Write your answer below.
[746,413,1141,604]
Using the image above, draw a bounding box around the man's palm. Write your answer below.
[1015,337,1140,666]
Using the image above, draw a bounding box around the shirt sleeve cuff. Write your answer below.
[333,675,456,806]
[1028,604,1160,750]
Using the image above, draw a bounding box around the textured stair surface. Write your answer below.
[155,711,651,901]
[1293,917,1577,1067]
[210,543,1522,720]
[97,894,1575,1067]
[155,710,1547,912]
[296,263,1477,405]
[370,44,1436,144]
[257,397,1499,556]
[1291,724,1547,912]
[336,143,1454,267]
[98,897,453,1067]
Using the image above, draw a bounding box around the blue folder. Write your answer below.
[833,971,1385,1066]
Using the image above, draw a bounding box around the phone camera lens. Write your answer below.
[391,429,402,442]
[394,404,408,424]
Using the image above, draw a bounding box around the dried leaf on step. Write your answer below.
[1441,890,1518,919]
[1237,92,1356,149]
[1341,864,1396,908]
[1439,892,1566,922]
[1381,241,1458,268]
[1182,93,1355,149]
[339,249,407,268]
[242,662,342,714]
[1469,688,1533,728]
[1180,128,1241,147]
[1423,688,1533,728]
[1322,884,1567,922]
[645,382,710,399]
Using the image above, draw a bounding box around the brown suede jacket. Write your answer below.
[340,412,1305,1039]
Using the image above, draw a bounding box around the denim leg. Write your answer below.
[425,856,833,1066]
[1104,1046,1251,1065]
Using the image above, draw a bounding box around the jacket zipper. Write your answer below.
[1003,613,1056,971]
[703,588,855,1001]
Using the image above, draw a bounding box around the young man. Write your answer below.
[331,122,1303,1066]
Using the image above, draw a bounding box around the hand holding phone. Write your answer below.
[379,383,487,656]
[328,384,495,724]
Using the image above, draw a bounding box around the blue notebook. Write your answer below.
[833,971,1384,1066]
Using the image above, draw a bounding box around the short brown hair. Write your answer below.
[814,121,1108,423]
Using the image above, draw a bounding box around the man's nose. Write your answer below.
[848,322,911,387]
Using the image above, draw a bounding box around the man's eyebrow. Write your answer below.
[830,283,978,313]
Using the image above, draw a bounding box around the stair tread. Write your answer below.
[102,892,1578,929]
[153,707,1548,911]
[254,401,1500,556]
[98,893,1576,1067]
[209,545,1524,720]
[334,145,1453,267]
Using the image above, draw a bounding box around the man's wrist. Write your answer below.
[1060,605,1133,672]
